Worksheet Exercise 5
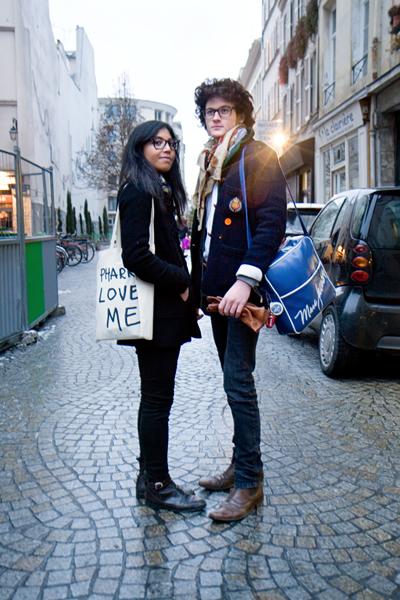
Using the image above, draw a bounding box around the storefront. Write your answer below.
[314,101,369,202]
[0,149,58,350]
[279,138,315,203]
[374,78,400,187]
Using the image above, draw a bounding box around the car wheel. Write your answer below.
[318,307,359,377]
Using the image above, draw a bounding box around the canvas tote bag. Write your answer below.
[95,200,155,341]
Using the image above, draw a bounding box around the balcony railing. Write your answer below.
[323,82,335,105]
[351,54,368,84]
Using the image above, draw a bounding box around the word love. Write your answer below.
[98,282,140,332]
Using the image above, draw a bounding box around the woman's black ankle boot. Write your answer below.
[136,457,146,500]
[145,478,206,512]
[136,458,194,500]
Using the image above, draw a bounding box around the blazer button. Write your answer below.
[218,235,222,239]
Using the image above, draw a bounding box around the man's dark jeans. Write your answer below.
[135,344,180,483]
[210,313,263,488]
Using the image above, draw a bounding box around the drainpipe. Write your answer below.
[369,94,378,187]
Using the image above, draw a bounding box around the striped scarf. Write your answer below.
[193,126,251,230]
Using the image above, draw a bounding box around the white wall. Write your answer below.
[0,0,99,231]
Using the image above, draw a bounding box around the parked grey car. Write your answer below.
[308,188,400,377]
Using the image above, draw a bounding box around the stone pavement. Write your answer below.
[1,257,400,600]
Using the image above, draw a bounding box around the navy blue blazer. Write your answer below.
[191,139,287,304]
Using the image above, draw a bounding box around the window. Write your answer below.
[311,197,346,243]
[351,194,370,237]
[290,84,295,134]
[348,135,359,188]
[310,52,316,115]
[333,142,345,165]
[295,69,301,130]
[368,195,400,249]
[155,109,162,120]
[304,57,311,121]
[108,196,117,212]
[351,0,369,84]
[324,7,336,105]
[332,169,346,194]
[323,149,331,202]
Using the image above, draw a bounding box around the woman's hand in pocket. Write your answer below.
[180,287,189,302]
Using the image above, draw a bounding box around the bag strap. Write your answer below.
[239,146,309,240]
[111,198,155,253]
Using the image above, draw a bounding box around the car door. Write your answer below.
[363,191,400,303]
[310,196,347,279]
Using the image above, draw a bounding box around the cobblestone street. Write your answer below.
[1,257,400,600]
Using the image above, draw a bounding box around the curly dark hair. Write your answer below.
[194,78,255,129]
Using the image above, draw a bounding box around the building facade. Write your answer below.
[240,0,400,204]
[0,0,99,235]
[315,0,400,202]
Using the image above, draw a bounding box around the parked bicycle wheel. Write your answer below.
[84,242,96,263]
[66,244,83,266]
[56,245,68,273]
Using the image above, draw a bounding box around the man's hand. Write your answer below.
[218,280,251,318]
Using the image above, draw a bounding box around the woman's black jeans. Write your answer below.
[135,343,180,483]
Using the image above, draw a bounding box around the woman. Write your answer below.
[118,120,205,512]
[191,79,287,521]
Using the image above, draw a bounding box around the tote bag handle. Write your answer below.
[111,198,155,254]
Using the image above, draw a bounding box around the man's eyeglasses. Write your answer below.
[151,137,180,151]
[204,106,235,120]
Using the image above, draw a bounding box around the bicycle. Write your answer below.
[58,236,83,266]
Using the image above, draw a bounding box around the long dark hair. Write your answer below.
[119,120,187,219]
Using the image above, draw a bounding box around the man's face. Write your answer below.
[204,96,241,139]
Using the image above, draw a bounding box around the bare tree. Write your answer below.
[77,75,140,192]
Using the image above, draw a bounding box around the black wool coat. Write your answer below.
[118,181,201,348]
[191,139,287,305]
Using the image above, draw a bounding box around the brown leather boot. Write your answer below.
[208,485,263,522]
[199,463,235,491]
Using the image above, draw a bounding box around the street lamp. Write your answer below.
[9,118,18,144]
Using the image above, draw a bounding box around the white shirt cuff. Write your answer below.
[236,264,263,282]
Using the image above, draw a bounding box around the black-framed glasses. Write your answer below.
[204,105,235,120]
[151,137,180,151]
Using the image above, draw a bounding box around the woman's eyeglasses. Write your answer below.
[151,137,180,151]
[204,106,235,120]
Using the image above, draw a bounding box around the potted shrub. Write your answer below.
[293,17,308,62]
[287,38,297,69]
[279,54,289,85]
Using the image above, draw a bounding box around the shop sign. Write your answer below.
[317,103,363,145]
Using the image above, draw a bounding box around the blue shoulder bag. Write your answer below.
[239,147,336,335]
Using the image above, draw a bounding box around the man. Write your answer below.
[191,78,287,521]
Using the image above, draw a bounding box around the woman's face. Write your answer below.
[204,96,242,139]
[143,127,177,173]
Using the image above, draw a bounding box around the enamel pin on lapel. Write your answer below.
[229,197,242,213]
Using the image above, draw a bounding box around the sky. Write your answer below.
[48,0,261,194]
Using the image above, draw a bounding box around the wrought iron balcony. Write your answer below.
[323,82,335,105]
[351,54,368,84]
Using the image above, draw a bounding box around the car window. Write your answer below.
[310,197,346,243]
[351,194,371,237]
[367,194,400,249]
[286,210,320,234]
